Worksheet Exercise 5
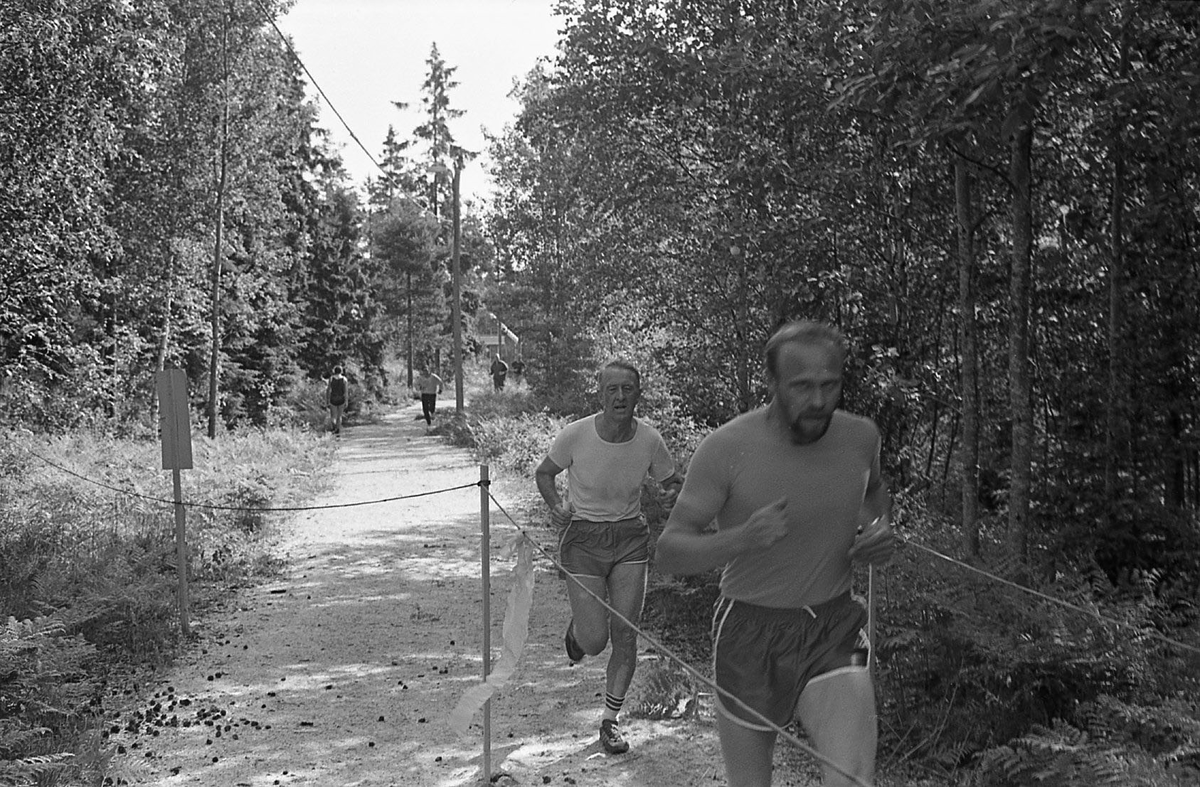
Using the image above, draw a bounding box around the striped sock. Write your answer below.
[602,692,625,722]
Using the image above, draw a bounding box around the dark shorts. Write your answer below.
[711,592,869,730]
[558,518,650,578]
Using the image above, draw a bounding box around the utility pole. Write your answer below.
[451,157,464,413]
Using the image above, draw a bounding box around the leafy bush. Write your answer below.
[469,409,565,478]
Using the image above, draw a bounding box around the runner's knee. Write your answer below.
[608,619,638,651]
[576,626,609,655]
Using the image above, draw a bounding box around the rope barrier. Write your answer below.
[902,538,1200,658]
[20,446,481,513]
[23,437,1199,660]
[484,492,876,787]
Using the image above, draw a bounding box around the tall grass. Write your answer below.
[0,425,333,786]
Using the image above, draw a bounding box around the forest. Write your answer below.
[2,0,1199,785]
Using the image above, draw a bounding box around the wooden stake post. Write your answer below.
[480,464,492,782]
[157,369,194,636]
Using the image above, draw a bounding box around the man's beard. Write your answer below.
[788,413,832,445]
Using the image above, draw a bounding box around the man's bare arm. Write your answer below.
[655,497,789,576]
[534,456,573,527]
[849,477,895,565]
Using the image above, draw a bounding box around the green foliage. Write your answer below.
[640,575,721,667]
[482,7,1200,780]
[0,0,386,434]
[1,0,1198,782]
[0,616,96,786]
[0,752,76,787]
[0,0,126,388]
[468,406,565,479]
[1078,694,1200,777]
[865,512,1200,785]
[970,709,1199,787]
[972,720,1127,787]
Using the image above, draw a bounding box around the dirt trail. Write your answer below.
[116,402,737,787]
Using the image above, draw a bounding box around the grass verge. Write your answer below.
[0,425,334,786]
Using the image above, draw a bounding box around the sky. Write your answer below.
[276,0,564,202]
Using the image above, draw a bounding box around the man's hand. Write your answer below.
[658,473,684,515]
[550,500,574,529]
[848,514,895,565]
[738,497,789,553]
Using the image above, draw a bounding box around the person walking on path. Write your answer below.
[327,365,348,434]
[535,359,683,756]
[414,366,443,425]
[656,320,895,787]
[490,353,509,391]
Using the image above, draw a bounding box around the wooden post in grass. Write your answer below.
[480,464,492,781]
[157,369,193,637]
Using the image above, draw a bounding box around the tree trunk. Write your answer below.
[406,271,414,387]
[1007,103,1035,561]
[955,157,981,559]
[207,3,230,439]
[156,250,176,374]
[1103,23,1129,527]
[1103,141,1126,522]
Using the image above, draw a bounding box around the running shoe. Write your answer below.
[599,719,629,754]
[564,620,585,663]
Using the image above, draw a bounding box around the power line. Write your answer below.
[250,0,385,177]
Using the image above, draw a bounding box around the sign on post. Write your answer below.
[158,369,193,471]
[157,369,193,636]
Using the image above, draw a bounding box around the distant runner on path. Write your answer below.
[490,354,509,391]
[327,365,348,434]
[535,359,683,756]
[414,366,443,425]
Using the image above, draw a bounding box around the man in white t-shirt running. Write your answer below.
[414,366,443,425]
[535,359,683,755]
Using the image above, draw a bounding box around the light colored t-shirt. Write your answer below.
[416,374,442,395]
[673,408,881,608]
[548,414,676,522]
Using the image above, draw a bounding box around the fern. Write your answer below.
[627,657,698,721]
[0,752,74,786]
[974,720,1125,787]
[0,616,97,784]
[1079,693,1200,770]
[0,722,49,759]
